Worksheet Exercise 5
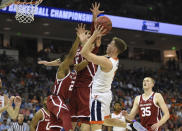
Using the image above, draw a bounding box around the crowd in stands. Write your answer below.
[0,53,182,131]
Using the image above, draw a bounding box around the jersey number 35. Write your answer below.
[141,107,151,117]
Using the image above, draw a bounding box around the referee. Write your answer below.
[8,113,30,131]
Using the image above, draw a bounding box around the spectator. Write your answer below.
[31,96,38,104]
[0,119,10,131]
[0,52,182,130]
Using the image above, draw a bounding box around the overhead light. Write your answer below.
[164,50,176,58]
[43,23,50,26]
[166,54,175,57]
[3,27,11,30]
[44,32,50,35]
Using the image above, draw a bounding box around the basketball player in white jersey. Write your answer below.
[80,25,127,131]
[0,78,22,119]
[108,102,127,131]
[122,77,170,131]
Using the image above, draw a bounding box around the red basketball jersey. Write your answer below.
[139,93,162,131]
[36,108,50,131]
[51,70,77,100]
[74,46,98,88]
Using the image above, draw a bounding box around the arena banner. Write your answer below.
[1,4,182,36]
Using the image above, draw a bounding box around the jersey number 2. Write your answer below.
[141,107,151,117]
[46,122,51,130]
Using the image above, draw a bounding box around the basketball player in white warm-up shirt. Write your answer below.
[79,25,128,131]
[110,102,127,131]
[0,95,4,117]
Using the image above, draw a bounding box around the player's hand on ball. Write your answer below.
[14,96,22,107]
[95,37,102,47]
[151,123,160,131]
[94,25,106,36]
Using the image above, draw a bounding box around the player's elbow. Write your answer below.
[166,112,170,120]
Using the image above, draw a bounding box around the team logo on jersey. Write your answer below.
[149,96,153,102]
[70,71,77,79]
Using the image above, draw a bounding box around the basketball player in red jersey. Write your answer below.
[122,77,170,131]
[38,3,104,131]
[70,2,104,130]
[30,97,54,131]
[45,24,90,131]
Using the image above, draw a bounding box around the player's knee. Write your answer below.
[80,123,90,131]
[90,124,102,131]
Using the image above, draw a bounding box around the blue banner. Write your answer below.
[1,4,182,36]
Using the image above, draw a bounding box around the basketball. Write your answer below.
[96,16,112,34]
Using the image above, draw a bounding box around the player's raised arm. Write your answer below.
[122,96,140,121]
[6,96,16,119]
[80,25,112,72]
[56,24,85,79]
[30,110,43,131]
[62,24,86,65]
[13,96,22,118]
[73,60,88,72]
[90,2,104,23]
[6,96,22,119]
[90,2,104,35]
[38,58,61,66]
[151,93,170,130]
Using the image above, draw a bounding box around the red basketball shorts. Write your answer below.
[70,87,91,121]
[47,95,72,131]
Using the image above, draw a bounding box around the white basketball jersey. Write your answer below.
[0,95,4,117]
[92,57,118,93]
[111,112,126,131]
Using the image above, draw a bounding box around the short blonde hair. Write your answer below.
[113,37,127,54]
[145,77,155,84]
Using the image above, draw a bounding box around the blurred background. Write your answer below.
[0,0,182,130]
